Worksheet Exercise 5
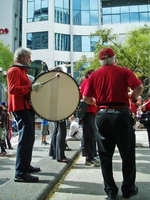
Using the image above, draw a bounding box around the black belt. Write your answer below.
[98,108,130,113]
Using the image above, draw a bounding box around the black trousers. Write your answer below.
[49,121,66,161]
[13,110,35,177]
[96,109,136,197]
[82,112,97,162]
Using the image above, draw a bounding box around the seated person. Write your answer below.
[66,115,82,142]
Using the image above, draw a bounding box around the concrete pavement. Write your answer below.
[46,129,150,200]
[0,129,149,200]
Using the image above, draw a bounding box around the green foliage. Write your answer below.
[0,41,13,83]
[74,25,150,87]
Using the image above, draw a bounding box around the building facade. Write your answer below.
[1,0,150,77]
[0,0,21,52]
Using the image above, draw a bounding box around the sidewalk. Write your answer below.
[46,129,150,200]
[0,130,81,200]
[0,129,149,200]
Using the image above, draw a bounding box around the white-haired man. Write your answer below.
[83,47,143,199]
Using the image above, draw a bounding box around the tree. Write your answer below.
[74,25,150,93]
[0,41,13,83]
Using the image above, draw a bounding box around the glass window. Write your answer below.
[81,0,90,10]
[130,5,138,12]
[55,0,70,24]
[121,13,129,23]
[112,7,120,14]
[103,15,111,24]
[27,1,34,21]
[73,10,81,25]
[41,0,48,8]
[73,0,81,10]
[73,36,81,52]
[140,13,148,22]
[82,36,90,52]
[64,0,69,9]
[90,36,99,52]
[90,11,98,25]
[148,5,150,11]
[73,0,98,25]
[27,31,48,50]
[55,33,70,51]
[90,0,98,10]
[103,7,111,14]
[139,5,148,12]
[81,11,89,25]
[130,13,139,22]
[112,14,120,24]
[120,6,129,13]
[55,0,63,8]
[27,0,48,22]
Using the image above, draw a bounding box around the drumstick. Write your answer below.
[42,73,60,85]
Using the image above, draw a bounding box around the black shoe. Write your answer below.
[9,146,13,150]
[123,186,138,198]
[14,173,39,183]
[28,166,41,173]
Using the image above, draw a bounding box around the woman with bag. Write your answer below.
[141,91,150,147]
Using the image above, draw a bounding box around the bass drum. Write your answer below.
[30,71,80,121]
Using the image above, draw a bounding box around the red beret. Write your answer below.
[99,48,115,60]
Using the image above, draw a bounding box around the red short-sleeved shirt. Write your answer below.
[80,78,98,114]
[144,100,150,111]
[83,65,142,106]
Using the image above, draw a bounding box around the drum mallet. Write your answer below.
[42,73,60,85]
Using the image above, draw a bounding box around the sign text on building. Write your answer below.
[0,28,9,34]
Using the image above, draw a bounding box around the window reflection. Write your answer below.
[130,5,138,12]
[27,0,48,22]
[140,13,148,22]
[81,11,89,25]
[55,33,70,51]
[27,32,48,50]
[121,13,129,23]
[55,0,70,24]
[73,35,98,52]
[73,0,98,25]
[90,11,98,25]
[130,13,139,22]
[112,15,120,23]
[102,4,150,24]
[112,7,120,14]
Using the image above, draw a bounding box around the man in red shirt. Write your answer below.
[83,47,143,199]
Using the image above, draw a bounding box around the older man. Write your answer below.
[7,47,42,183]
[83,47,143,199]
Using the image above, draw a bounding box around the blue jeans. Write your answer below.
[96,109,136,197]
[13,110,35,177]
[49,121,66,161]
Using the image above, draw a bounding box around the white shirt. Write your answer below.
[69,120,82,140]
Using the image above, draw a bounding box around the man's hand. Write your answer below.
[31,82,43,92]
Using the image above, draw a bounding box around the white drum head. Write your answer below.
[30,71,80,121]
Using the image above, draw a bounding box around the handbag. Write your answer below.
[139,111,150,125]
[76,101,89,119]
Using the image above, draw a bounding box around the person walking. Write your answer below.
[7,47,43,183]
[83,47,143,199]
[41,119,49,145]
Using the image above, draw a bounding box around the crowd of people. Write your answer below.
[1,45,150,200]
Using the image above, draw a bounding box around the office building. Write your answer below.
[1,0,150,76]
